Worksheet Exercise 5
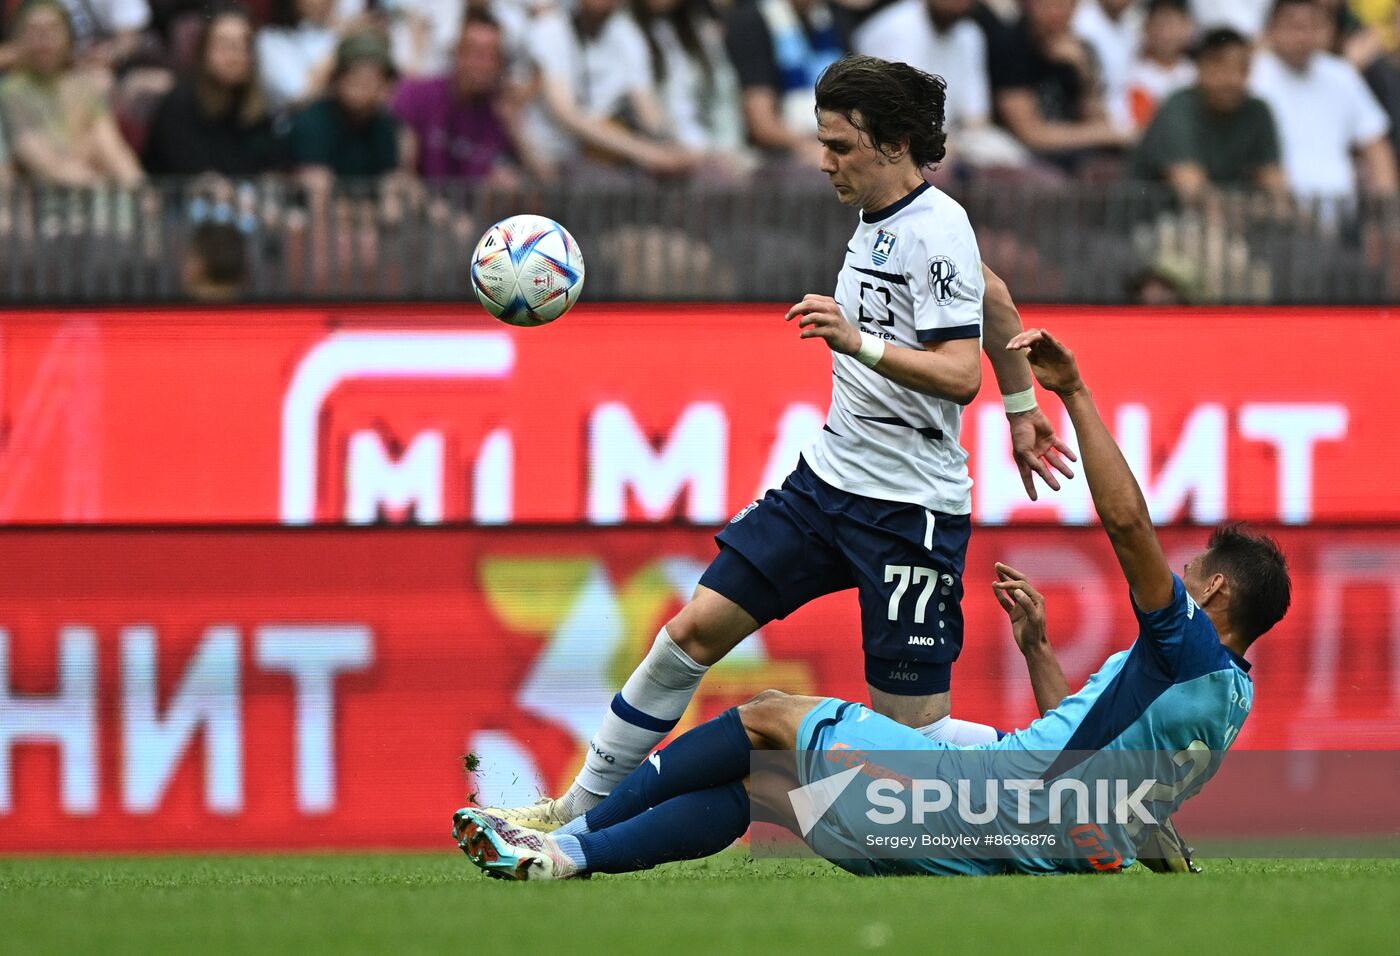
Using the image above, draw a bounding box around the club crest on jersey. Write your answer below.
[872,229,897,266]
[928,256,960,306]
[730,501,759,523]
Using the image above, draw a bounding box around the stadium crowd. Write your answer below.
[0,0,1398,301]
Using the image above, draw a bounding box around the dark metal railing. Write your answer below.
[1,175,1396,305]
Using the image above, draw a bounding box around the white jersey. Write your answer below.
[801,182,984,515]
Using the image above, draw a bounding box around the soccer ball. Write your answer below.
[470,215,585,327]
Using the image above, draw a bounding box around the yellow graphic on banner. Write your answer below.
[476,554,815,798]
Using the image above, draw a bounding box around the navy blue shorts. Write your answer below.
[699,458,971,695]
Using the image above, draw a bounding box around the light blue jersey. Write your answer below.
[797,575,1253,876]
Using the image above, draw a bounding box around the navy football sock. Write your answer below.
[575,781,750,874]
[582,707,751,833]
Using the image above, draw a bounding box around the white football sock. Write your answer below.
[917,715,1000,745]
[571,627,710,800]
[559,784,602,820]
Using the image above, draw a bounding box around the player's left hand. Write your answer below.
[786,294,861,355]
[1006,328,1083,396]
[1007,406,1078,501]
[992,562,1049,656]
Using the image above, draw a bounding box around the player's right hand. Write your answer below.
[992,562,1049,656]
[1005,329,1084,397]
[1007,406,1077,501]
[785,294,861,355]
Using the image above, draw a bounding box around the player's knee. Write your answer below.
[665,597,749,666]
[737,690,786,729]
[663,609,712,660]
[737,691,794,748]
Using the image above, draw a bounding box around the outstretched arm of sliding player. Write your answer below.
[1007,329,1174,612]
[992,562,1070,716]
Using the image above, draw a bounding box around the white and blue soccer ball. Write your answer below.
[470,214,585,327]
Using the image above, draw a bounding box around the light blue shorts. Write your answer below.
[793,698,1002,877]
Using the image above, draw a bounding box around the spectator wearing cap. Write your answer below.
[392,7,547,184]
[724,0,847,166]
[290,31,405,192]
[1127,254,1199,303]
[1124,0,1196,130]
[1250,0,1397,201]
[520,0,697,177]
[143,5,284,176]
[987,0,1133,171]
[0,0,143,186]
[1131,27,1286,203]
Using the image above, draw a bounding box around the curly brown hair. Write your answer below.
[814,55,948,169]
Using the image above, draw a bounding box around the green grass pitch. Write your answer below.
[3,852,1397,955]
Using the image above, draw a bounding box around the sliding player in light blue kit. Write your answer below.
[454,326,1291,879]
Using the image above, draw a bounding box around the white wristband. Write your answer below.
[855,332,886,368]
[1002,387,1037,414]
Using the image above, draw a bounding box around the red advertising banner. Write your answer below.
[1,525,1395,852]
[0,304,1392,526]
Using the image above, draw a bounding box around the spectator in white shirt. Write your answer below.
[380,0,462,79]
[257,0,370,110]
[56,0,152,71]
[628,0,746,153]
[1072,0,1145,129]
[1125,0,1195,129]
[1250,0,1398,200]
[855,0,988,129]
[1188,0,1270,37]
[520,0,697,176]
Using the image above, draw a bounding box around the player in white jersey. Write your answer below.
[803,160,986,516]
[484,55,1076,831]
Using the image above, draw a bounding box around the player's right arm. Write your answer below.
[786,212,990,403]
[1007,329,1174,613]
[785,294,981,403]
